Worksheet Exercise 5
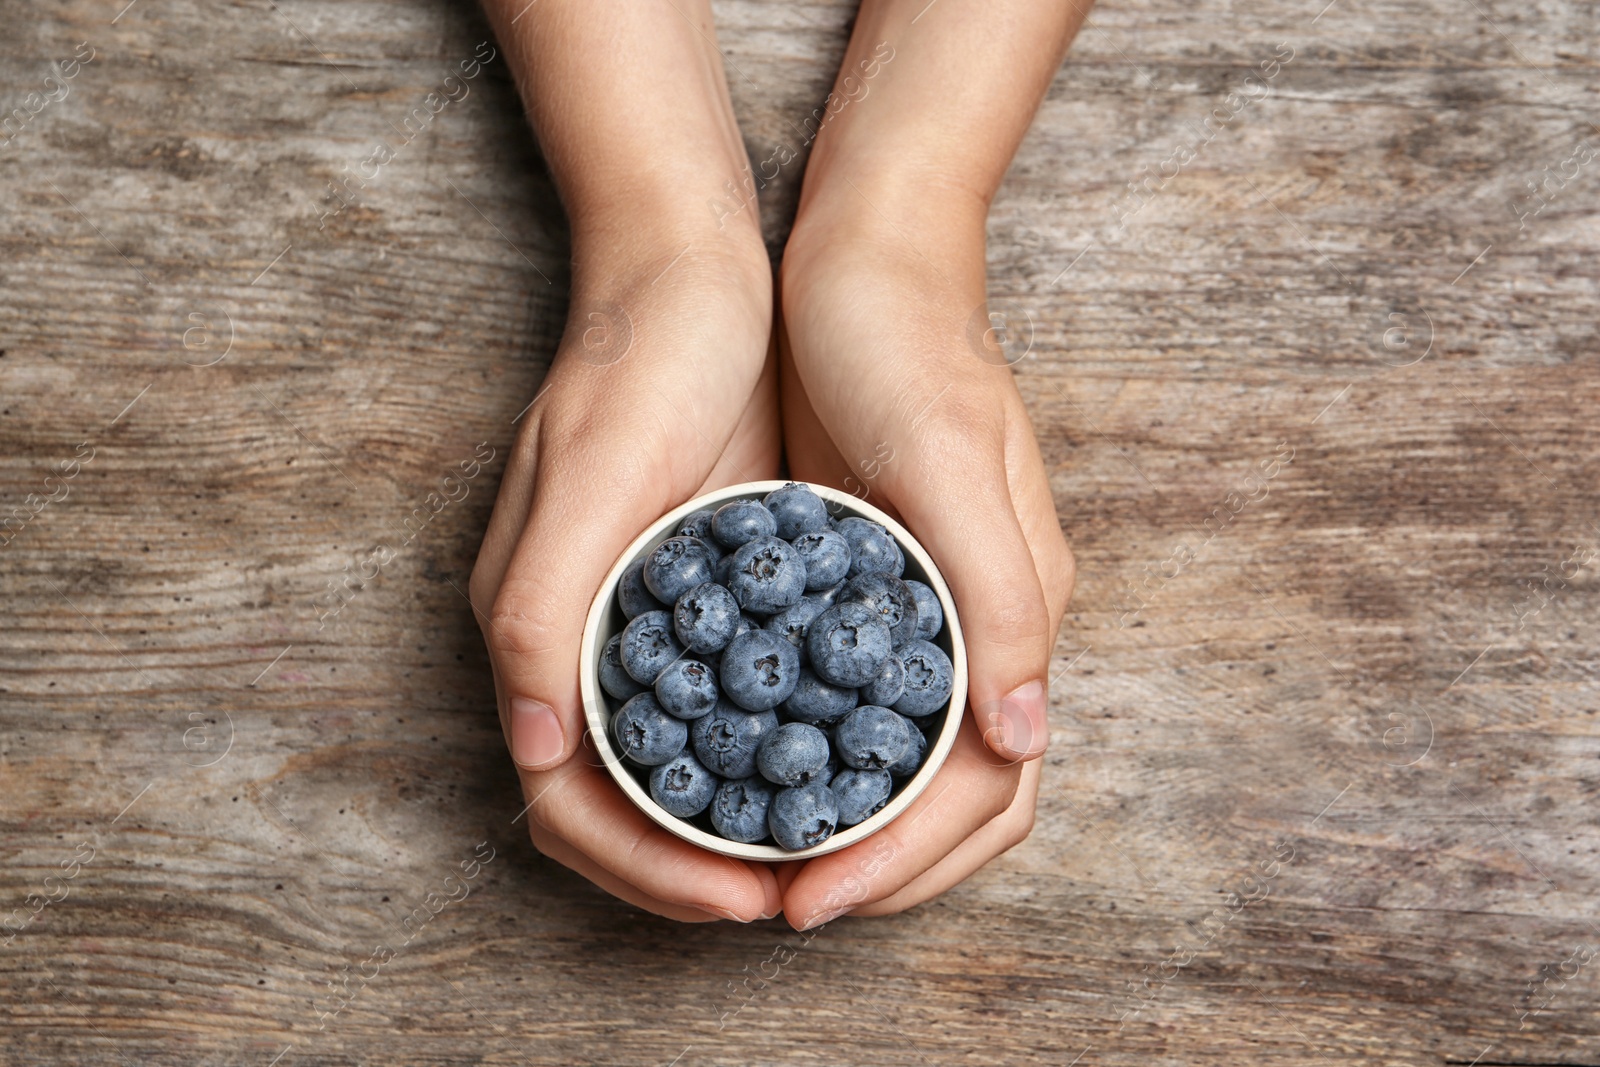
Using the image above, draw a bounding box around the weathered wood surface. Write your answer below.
[2,0,1598,1063]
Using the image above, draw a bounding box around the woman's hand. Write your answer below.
[470,238,783,923]
[472,0,784,922]
[767,0,1088,927]
[775,210,1075,928]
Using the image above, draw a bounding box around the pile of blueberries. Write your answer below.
[597,482,955,851]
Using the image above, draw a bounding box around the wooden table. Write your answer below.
[3,0,1597,1063]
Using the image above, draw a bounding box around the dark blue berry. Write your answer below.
[905,580,943,640]
[840,573,919,649]
[764,595,829,665]
[780,668,858,728]
[648,751,718,817]
[806,601,892,688]
[886,725,927,778]
[710,777,775,843]
[714,553,735,587]
[599,633,647,701]
[691,699,779,779]
[643,536,718,604]
[755,722,831,787]
[612,693,688,766]
[719,628,801,711]
[673,581,741,654]
[836,517,899,579]
[677,509,724,559]
[894,640,954,717]
[861,654,905,707]
[727,536,806,614]
[618,558,664,620]
[834,705,912,770]
[791,529,851,591]
[830,768,892,826]
[763,482,831,540]
[768,782,838,850]
[654,658,719,720]
[620,609,684,685]
[711,499,778,549]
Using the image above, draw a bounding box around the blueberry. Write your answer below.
[768,782,838,850]
[719,628,801,711]
[905,580,943,641]
[894,640,954,717]
[727,536,806,614]
[691,699,779,779]
[830,768,892,826]
[612,693,689,766]
[599,633,647,701]
[648,751,718,818]
[834,705,912,770]
[861,654,905,707]
[764,595,830,665]
[780,668,858,728]
[755,722,831,787]
[888,539,906,578]
[791,529,851,592]
[711,499,778,549]
[677,509,724,560]
[886,725,927,778]
[673,581,741,654]
[836,517,899,579]
[714,553,735,587]
[811,580,846,607]
[643,536,718,604]
[620,609,684,685]
[763,482,831,540]
[814,754,839,787]
[805,601,892,688]
[618,558,664,620]
[654,658,719,720]
[840,573,919,649]
[710,777,776,843]
[707,613,759,674]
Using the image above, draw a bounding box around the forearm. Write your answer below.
[482,0,764,272]
[794,0,1092,254]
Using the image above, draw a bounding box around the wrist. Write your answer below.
[563,222,773,371]
[782,177,986,316]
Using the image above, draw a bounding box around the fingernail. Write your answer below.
[798,905,852,931]
[699,904,752,923]
[510,698,564,769]
[984,679,1049,761]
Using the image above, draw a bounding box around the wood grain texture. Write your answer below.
[2,0,1597,1064]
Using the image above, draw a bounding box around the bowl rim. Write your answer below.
[578,480,968,861]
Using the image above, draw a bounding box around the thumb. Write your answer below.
[884,408,1055,764]
[476,410,680,772]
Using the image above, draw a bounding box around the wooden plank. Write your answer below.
[2,0,1597,1063]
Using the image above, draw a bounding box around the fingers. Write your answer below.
[1003,396,1077,629]
[476,396,687,773]
[528,831,731,923]
[696,331,783,495]
[776,316,857,493]
[851,757,1040,917]
[780,721,1021,930]
[522,759,779,921]
[882,391,1057,763]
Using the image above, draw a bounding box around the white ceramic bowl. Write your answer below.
[579,480,967,860]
